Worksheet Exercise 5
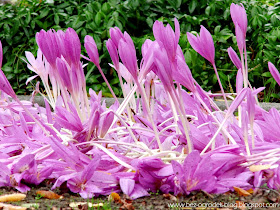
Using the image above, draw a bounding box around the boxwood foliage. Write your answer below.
[1,0,279,101]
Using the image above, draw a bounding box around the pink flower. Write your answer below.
[118,33,138,80]
[84,35,99,67]
[153,18,180,61]
[64,28,81,66]
[106,38,119,69]
[228,47,242,70]
[172,150,216,194]
[230,3,247,52]
[230,3,247,38]
[0,69,16,99]
[36,29,61,67]
[268,62,280,86]
[187,26,215,65]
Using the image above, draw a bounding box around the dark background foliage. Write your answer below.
[0,0,279,101]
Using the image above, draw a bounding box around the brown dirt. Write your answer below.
[1,182,280,210]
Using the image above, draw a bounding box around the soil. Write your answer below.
[1,181,280,210]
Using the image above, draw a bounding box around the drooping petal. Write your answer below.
[268,62,280,86]
[228,47,242,70]
[120,178,135,196]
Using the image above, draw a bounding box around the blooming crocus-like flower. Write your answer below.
[172,150,215,194]
[230,3,247,52]
[65,155,103,198]
[85,35,99,67]
[106,38,119,69]
[64,28,81,67]
[36,29,61,67]
[230,3,247,38]
[109,27,124,48]
[153,44,174,92]
[153,18,180,61]
[187,26,215,65]
[118,33,138,80]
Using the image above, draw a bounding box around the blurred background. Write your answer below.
[0,0,279,102]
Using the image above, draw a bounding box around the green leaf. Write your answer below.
[189,0,197,14]
[35,19,44,28]
[205,6,211,16]
[54,13,59,25]
[102,2,111,14]
[107,18,114,28]
[262,72,272,77]
[146,17,153,28]
[108,0,119,7]
[95,12,102,26]
[25,12,31,24]
[39,9,49,18]
[57,2,70,9]
[115,20,122,31]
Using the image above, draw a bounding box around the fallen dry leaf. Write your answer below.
[36,190,63,199]
[120,202,135,210]
[0,202,27,210]
[233,186,251,196]
[249,164,271,172]
[108,192,121,203]
[0,194,26,202]
[246,188,254,194]
[163,193,177,201]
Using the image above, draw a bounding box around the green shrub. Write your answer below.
[1,0,280,101]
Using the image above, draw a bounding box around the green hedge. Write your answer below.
[1,0,280,101]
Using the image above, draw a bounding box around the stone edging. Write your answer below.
[17,95,280,111]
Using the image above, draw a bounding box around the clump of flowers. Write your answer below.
[1,3,280,199]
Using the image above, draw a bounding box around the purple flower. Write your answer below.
[0,69,17,99]
[64,28,81,66]
[230,3,247,52]
[56,58,72,93]
[85,35,99,67]
[106,38,119,69]
[36,29,61,67]
[173,54,195,92]
[230,3,247,38]
[66,155,102,198]
[268,62,280,86]
[153,18,180,61]
[172,150,215,194]
[109,27,124,47]
[153,44,174,92]
[236,69,243,93]
[118,34,138,80]
[228,47,242,70]
[187,26,215,65]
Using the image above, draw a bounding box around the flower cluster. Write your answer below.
[0,3,280,199]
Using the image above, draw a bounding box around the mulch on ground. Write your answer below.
[1,180,280,210]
